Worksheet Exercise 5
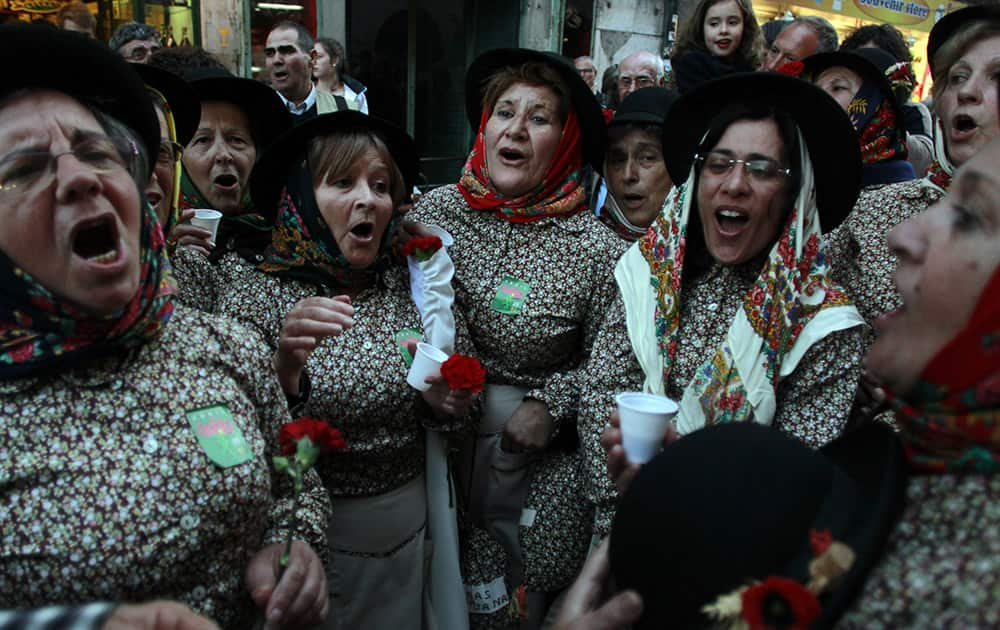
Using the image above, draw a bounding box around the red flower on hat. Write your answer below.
[440,353,486,393]
[601,106,615,125]
[279,417,348,456]
[810,529,832,556]
[741,577,821,630]
[776,60,805,77]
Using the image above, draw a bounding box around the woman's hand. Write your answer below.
[601,410,677,495]
[501,399,554,453]
[173,208,215,256]
[245,541,328,629]
[102,601,220,630]
[393,219,434,255]
[421,374,475,419]
[552,539,643,630]
[274,296,354,396]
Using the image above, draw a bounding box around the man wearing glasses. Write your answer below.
[616,51,664,103]
[109,22,162,64]
[574,56,599,95]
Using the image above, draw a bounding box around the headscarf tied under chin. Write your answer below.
[178,168,272,263]
[888,266,1000,474]
[0,200,176,380]
[257,160,395,292]
[634,128,864,433]
[921,117,956,194]
[457,106,588,223]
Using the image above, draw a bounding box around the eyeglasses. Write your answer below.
[617,75,656,89]
[694,152,791,181]
[0,138,132,199]
[156,140,185,166]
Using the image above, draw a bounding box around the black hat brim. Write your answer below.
[187,72,292,152]
[610,87,679,128]
[133,64,201,147]
[464,48,606,174]
[0,23,159,178]
[250,111,419,213]
[928,6,1000,77]
[661,73,861,232]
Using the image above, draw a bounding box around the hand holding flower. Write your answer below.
[402,235,443,262]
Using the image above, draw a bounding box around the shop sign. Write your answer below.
[5,0,61,14]
[784,0,954,32]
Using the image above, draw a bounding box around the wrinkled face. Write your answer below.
[265,27,313,102]
[763,24,820,71]
[120,37,161,64]
[313,43,337,81]
[606,127,671,229]
[182,101,256,215]
[814,66,864,113]
[696,118,792,265]
[484,83,564,198]
[145,106,174,228]
[937,34,1000,167]
[315,146,395,269]
[575,58,597,88]
[866,139,1000,394]
[618,54,660,101]
[0,91,142,314]
[704,0,745,59]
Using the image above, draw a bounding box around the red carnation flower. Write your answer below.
[440,354,486,393]
[776,60,805,76]
[741,577,821,630]
[601,106,615,125]
[810,529,832,556]
[402,236,443,261]
[279,417,348,455]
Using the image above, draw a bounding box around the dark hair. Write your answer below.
[314,37,348,75]
[109,21,162,52]
[57,1,95,33]
[601,64,620,108]
[840,24,912,63]
[270,20,313,53]
[481,61,571,123]
[147,45,226,77]
[672,0,765,68]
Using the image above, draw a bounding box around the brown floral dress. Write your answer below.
[579,257,867,537]
[0,306,330,628]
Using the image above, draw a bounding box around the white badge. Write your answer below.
[519,507,537,527]
[465,576,509,614]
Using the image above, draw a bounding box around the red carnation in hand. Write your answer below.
[741,577,821,630]
[776,60,805,77]
[402,236,443,262]
[279,417,348,455]
[440,354,486,393]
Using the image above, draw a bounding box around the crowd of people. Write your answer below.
[1,1,999,629]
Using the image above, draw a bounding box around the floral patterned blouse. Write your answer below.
[171,247,263,314]
[0,306,330,628]
[579,258,866,537]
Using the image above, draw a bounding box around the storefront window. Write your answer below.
[249,0,317,81]
[145,0,196,49]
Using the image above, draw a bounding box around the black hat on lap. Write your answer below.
[610,87,679,128]
[133,64,201,146]
[183,67,292,151]
[610,422,906,630]
[465,48,606,173]
[661,73,862,232]
[0,23,159,178]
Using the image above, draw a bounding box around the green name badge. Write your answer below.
[490,275,532,315]
[394,328,423,366]
[186,405,254,468]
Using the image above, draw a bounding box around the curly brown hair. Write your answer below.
[671,0,764,69]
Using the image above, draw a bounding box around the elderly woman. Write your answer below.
[408,49,627,627]
[824,5,1000,329]
[0,24,328,628]
[237,111,477,628]
[580,72,868,539]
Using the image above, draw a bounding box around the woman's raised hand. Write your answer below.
[173,208,215,256]
[274,296,355,396]
[601,409,677,495]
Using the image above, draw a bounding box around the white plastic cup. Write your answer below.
[616,393,679,464]
[190,209,223,242]
[407,342,449,391]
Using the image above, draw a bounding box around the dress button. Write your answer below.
[143,437,159,454]
[706,302,718,311]
[191,585,207,600]
[180,514,200,530]
[255,254,264,262]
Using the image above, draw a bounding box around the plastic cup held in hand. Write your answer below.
[407,342,449,391]
[616,392,679,464]
[190,209,223,242]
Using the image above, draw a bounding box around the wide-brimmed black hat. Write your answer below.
[250,110,419,213]
[802,48,902,106]
[610,422,906,630]
[0,23,159,178]
[464,48,605,173]
[661,73,861,231]
[928,5,1000,77]
[609,87,678,128]
[133,64,200,146]
[183,67,292,152]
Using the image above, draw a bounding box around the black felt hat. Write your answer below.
[802,48,903,105]
[0,23,159,178]
[464,48,605,173]
[610,422,906,630]
[250,110,419,213]
[183,67,292,152]
[661,72,862,232]
[133,64,200,146]
[928,5,1000,77]
[610,87,679,128]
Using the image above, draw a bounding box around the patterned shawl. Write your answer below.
[630,129,864,433]
[889,266,1000,474]
[0,200,176,380]
[178,169,272,264]
[457,108,588,223]
[921,117,955,195]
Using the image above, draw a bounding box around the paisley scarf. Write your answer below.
[178,170,272,264]
[888,266,1000,474]
[457,108,587,223]
[0,200,176,380]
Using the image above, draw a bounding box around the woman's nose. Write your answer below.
[720,164,751,195]
[887,211,926,264]
[54,152,103,203]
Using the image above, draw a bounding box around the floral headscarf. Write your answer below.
[625,128,864,432]
[0,200,176,380]
[888,266,1000,474]
[921,117,955,194]
[178,169,272,264]
[457,107,588,223]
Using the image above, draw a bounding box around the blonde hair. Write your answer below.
[307,130,406,208]
[931,19,1000,116]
